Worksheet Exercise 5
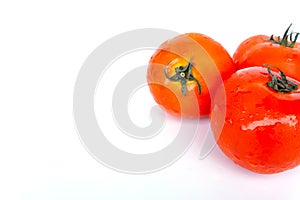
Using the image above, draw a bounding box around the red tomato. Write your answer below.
[211,66,300,174]
[147,33,236,118]
[233,24,300,81]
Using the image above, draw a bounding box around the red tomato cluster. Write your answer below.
[147,24,300,174]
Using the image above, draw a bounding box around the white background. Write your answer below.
[1,0,300,199]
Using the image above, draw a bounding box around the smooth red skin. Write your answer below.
[147,33,236,118]
[233,35,300,81]
[211,67,300,174]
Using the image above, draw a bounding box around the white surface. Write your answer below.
[1,0,300,199]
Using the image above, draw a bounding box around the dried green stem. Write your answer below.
[164,60,201,96]
[265,65,299,93]
[270,23,300,48]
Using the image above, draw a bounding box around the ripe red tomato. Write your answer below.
[211,66,300,174]
[147,33,236,118]
[233,24,300,81]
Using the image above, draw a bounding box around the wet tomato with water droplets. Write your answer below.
[233,24,300,81]
[147,33,236,118]
[211,66,300,174]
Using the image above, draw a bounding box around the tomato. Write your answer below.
[210,66,300,174]
[233,24,300,81]
[147,33,236,118]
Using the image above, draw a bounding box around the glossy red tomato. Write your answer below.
[211,66,300,174]
[233,24,300,81]
[147,33,236,118]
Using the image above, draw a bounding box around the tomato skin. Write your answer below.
[233,34,300,81]
[147,33,236,118]
[211,67,300,174]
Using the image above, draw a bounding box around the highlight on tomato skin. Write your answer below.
[233,24,300,82]
[147,33,236,118]
[210,66,300,174]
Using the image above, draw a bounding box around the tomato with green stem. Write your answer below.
[233,24,300,81]
[147,33,236,118]
[211,66,300,174]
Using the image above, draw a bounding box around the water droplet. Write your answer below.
[248,161,259,168]
[233,153,241,161]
